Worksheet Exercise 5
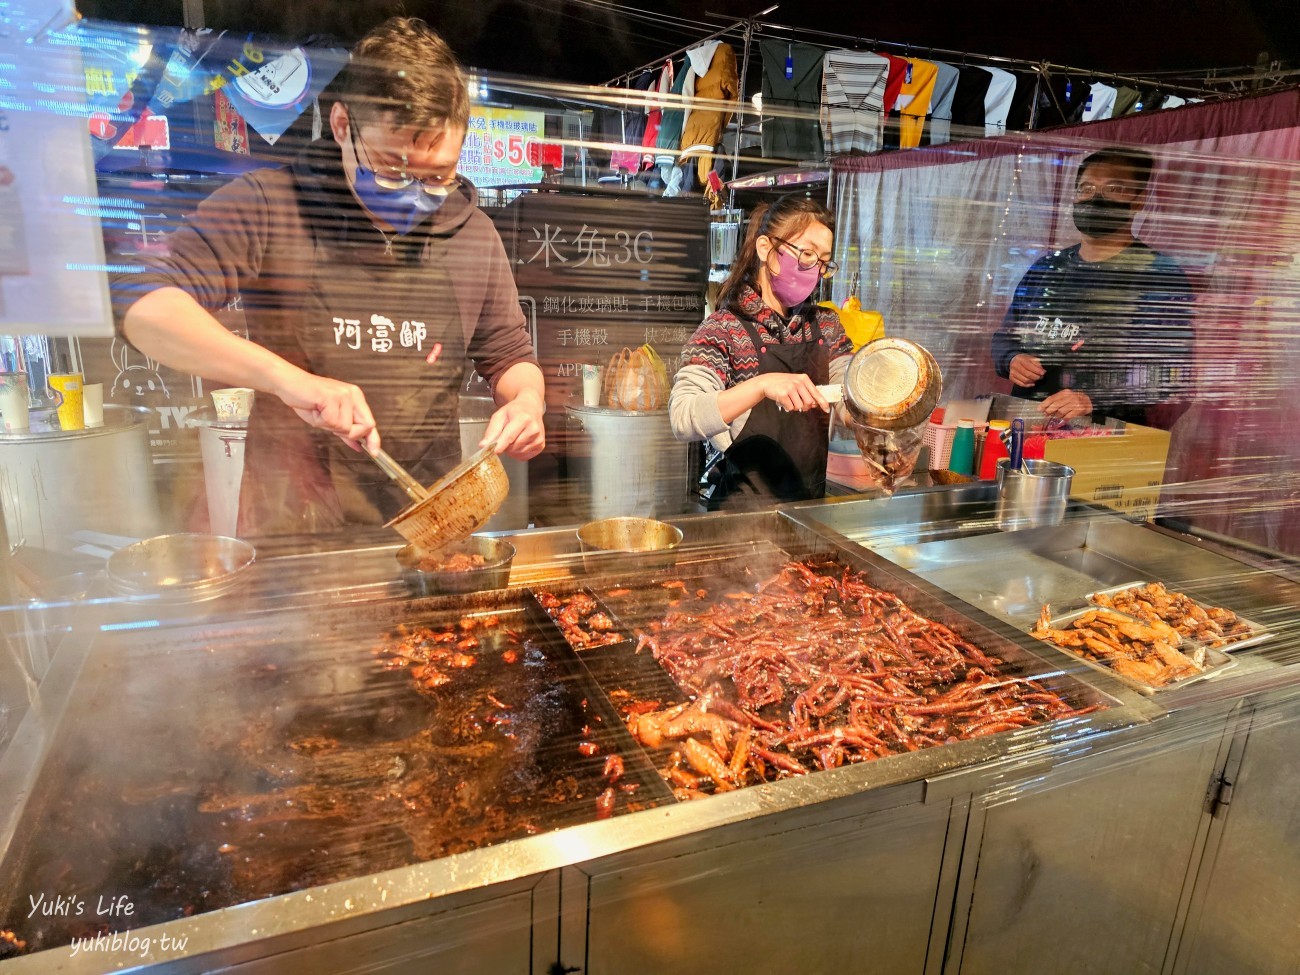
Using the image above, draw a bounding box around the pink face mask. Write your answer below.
[768,246,821,309]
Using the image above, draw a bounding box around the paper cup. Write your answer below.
[211,387,255,422]
[0,371,30,432]
[82,382,104,428]
[581,364,603,407]
[48,373,84,431]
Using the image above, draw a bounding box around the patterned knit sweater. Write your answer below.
[669,284,853,452]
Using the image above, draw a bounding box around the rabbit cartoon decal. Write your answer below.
[110,338,171,401]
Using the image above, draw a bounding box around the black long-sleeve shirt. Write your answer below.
[991,242,1194,426]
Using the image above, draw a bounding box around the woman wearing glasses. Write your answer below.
[670,195,853,510]
[115,19,545,534]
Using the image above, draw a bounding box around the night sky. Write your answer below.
[82,0,1298,85]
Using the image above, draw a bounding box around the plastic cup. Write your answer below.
[211,387,255,422]
[581,364,603,407]
[0,371,30,432]
[82,382,104,428]
[48,373,85,431]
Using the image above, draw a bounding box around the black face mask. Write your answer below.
[1071,197,1134,238]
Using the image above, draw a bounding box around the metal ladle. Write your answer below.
[370,447,429,504]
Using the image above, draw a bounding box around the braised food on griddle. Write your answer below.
[617,556,1094,799]
[1032,603,1207,687]
[1089,582,1253,649]
[535,590,626,650]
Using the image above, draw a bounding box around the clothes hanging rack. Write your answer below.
[603,18,749,87]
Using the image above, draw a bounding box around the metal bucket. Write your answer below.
[565,407,690,522]
[995,459,1075,531]
[0,405,162,555]
[395,536,515,597]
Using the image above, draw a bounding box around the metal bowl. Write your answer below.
[385,446,509,551]
[106,533,255,601]
[396,536,515,597]
[576,517,683,575]
[843,338,944,431]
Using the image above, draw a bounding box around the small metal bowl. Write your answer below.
[576,517,683,575]
[396,535,515,597]
[106,533,255,601]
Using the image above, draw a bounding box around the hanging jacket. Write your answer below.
[895,57,939,148]
[821,49,891,154]
[1113,85,1142,116]
[654,60,690,169]
[950,66,994,134]
[611,70,655,172]
[926,61,960,144]
[679,43,739,184]
[641,60,674,166]
[1081,82,1118,122]
[983,66,1017,135]
[760,39,825,160]
[878,53,909,114]
[1005,72,1037,130]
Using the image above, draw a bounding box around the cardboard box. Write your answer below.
[1044,423,1170,521]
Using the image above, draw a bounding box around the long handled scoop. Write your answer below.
[371,447,429,504]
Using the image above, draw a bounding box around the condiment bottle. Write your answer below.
[948,419,976,475]
[979,419,1011,479]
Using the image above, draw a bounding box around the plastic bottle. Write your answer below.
[979,420,1011,480]
[948,419,976,475]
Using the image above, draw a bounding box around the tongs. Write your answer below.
[370,447,430,503]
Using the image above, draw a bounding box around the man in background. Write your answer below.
[991,147,1194,429]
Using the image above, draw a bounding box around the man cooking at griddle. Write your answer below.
[112,18,545,535]
[991,147,1194,430]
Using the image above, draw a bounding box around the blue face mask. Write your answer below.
[348,127,450,234]
[351,165,447,234]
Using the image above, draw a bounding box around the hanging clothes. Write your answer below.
[1161,94,1187,109]
[610,71,655,173]
[950,65,994,134]
[820,49,891,154]
[878,53,909,114]
[1113,85,1142,116]
[759,39,825,160]
[641,60,675,169]
[896,57,939,148]
[983,66,1017,135]
[1035,75,1077,128]
[654,60,690,173]
[1082,81,1118,121]
[680,43,739,184]
[1005,72,1037,130]
[925,61,960,145]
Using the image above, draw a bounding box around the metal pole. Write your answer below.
[1027,64,1044,130]
[728,18,756,187]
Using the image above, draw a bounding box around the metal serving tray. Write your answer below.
[1033,604,1237,697]
[1085,581,1273,653]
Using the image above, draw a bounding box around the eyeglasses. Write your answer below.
[767,234,838,278]
[1074,180,1140,202]
[351,125,460,193]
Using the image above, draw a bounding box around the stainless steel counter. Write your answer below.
[2,494,1299,974]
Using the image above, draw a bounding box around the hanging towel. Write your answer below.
[680,43,739,184]
[983,66,1017,135]
[760,39,825,160]
[950,66,993,134]
[820,49,892,154]
[926,61,960,145]
[896,57,939,148]
[1082,82,1118,121]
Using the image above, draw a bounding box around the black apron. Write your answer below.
[708,315,830,512]
[297,229,467,525]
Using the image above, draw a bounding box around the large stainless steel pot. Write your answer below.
[395,535,516,596]
[0,405,163,555]
[577,516,683,575]
[105,533,256,601]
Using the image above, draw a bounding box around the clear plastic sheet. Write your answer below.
[1,14,1299,975]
